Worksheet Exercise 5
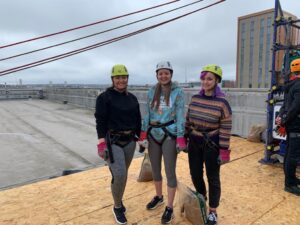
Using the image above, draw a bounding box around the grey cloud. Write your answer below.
[1,0,300,84]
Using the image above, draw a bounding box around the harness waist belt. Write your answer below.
[110,130,134,135]
[148,120,176,145]
[190,126,215,133]
[106,130,137,163]
[149,120,175,128]
[189,126,219,138]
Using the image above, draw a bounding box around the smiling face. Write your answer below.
[200,72,219,93]
[156,69,172,86]
[112,75,128,91]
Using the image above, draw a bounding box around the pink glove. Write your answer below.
[138,131,148,149]
[176,137,187,153]
[219,149,230,164]
[139,131,147,141]
[97,142,107,159]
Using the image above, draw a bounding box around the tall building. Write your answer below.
[236,9,298,88]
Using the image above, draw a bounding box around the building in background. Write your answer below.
[222,80,235,88]
[236,9,298,88]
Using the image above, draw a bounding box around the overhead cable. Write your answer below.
[0,0,225,76]
[0,0,204,61]
[0,0,179,49]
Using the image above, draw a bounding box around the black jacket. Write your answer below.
[279,79,300,132]
[95,87,141,139]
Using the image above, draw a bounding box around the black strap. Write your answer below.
[202,133,219,151]
[106,132,115,164]
[188,122,215,133]
[149,120,175,128]
[148,131,166,145]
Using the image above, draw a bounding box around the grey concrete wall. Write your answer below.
[45,87,101,109]
[224,89,268,137]
[44,87,268,138]
[0,89,44,100]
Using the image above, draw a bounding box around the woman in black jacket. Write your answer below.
[276,58,300,196]
[95,64,141,224]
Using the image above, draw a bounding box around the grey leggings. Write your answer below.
[148,136,177,188]
[107,141,136,208]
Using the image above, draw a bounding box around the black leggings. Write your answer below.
[284,133,300,187]
[188,135,221,208]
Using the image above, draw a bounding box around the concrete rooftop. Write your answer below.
[0,99,110,190]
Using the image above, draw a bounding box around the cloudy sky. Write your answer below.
[1,0,300,85]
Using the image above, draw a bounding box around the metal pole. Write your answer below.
[263,0,280,162]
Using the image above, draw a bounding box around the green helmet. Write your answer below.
[111,64,129,77]
[202,64,223,82]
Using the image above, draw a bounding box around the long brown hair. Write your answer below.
[151,82,172,110]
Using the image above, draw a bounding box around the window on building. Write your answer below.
[240,23,246,87]
[258,18,264,88]
[249,21,255,88]
[265,16,272,88]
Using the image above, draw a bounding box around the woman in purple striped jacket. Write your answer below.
[185,64,232,225]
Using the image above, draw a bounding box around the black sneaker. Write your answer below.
[112,207,127,224]
[207,211,218,225]
[161,206,174,224]
[121,201,126,214]
[146,195,164,210]
[284,186,300,196]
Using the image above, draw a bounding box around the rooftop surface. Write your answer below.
[0,100,299,225]
[0,99,112,190]
[1,137,300,225]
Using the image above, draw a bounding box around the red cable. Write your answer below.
[0,0,225,76]
[0,0,179,49]
[0,0,204,62]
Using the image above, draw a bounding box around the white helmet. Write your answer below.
[156,61,173,72]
